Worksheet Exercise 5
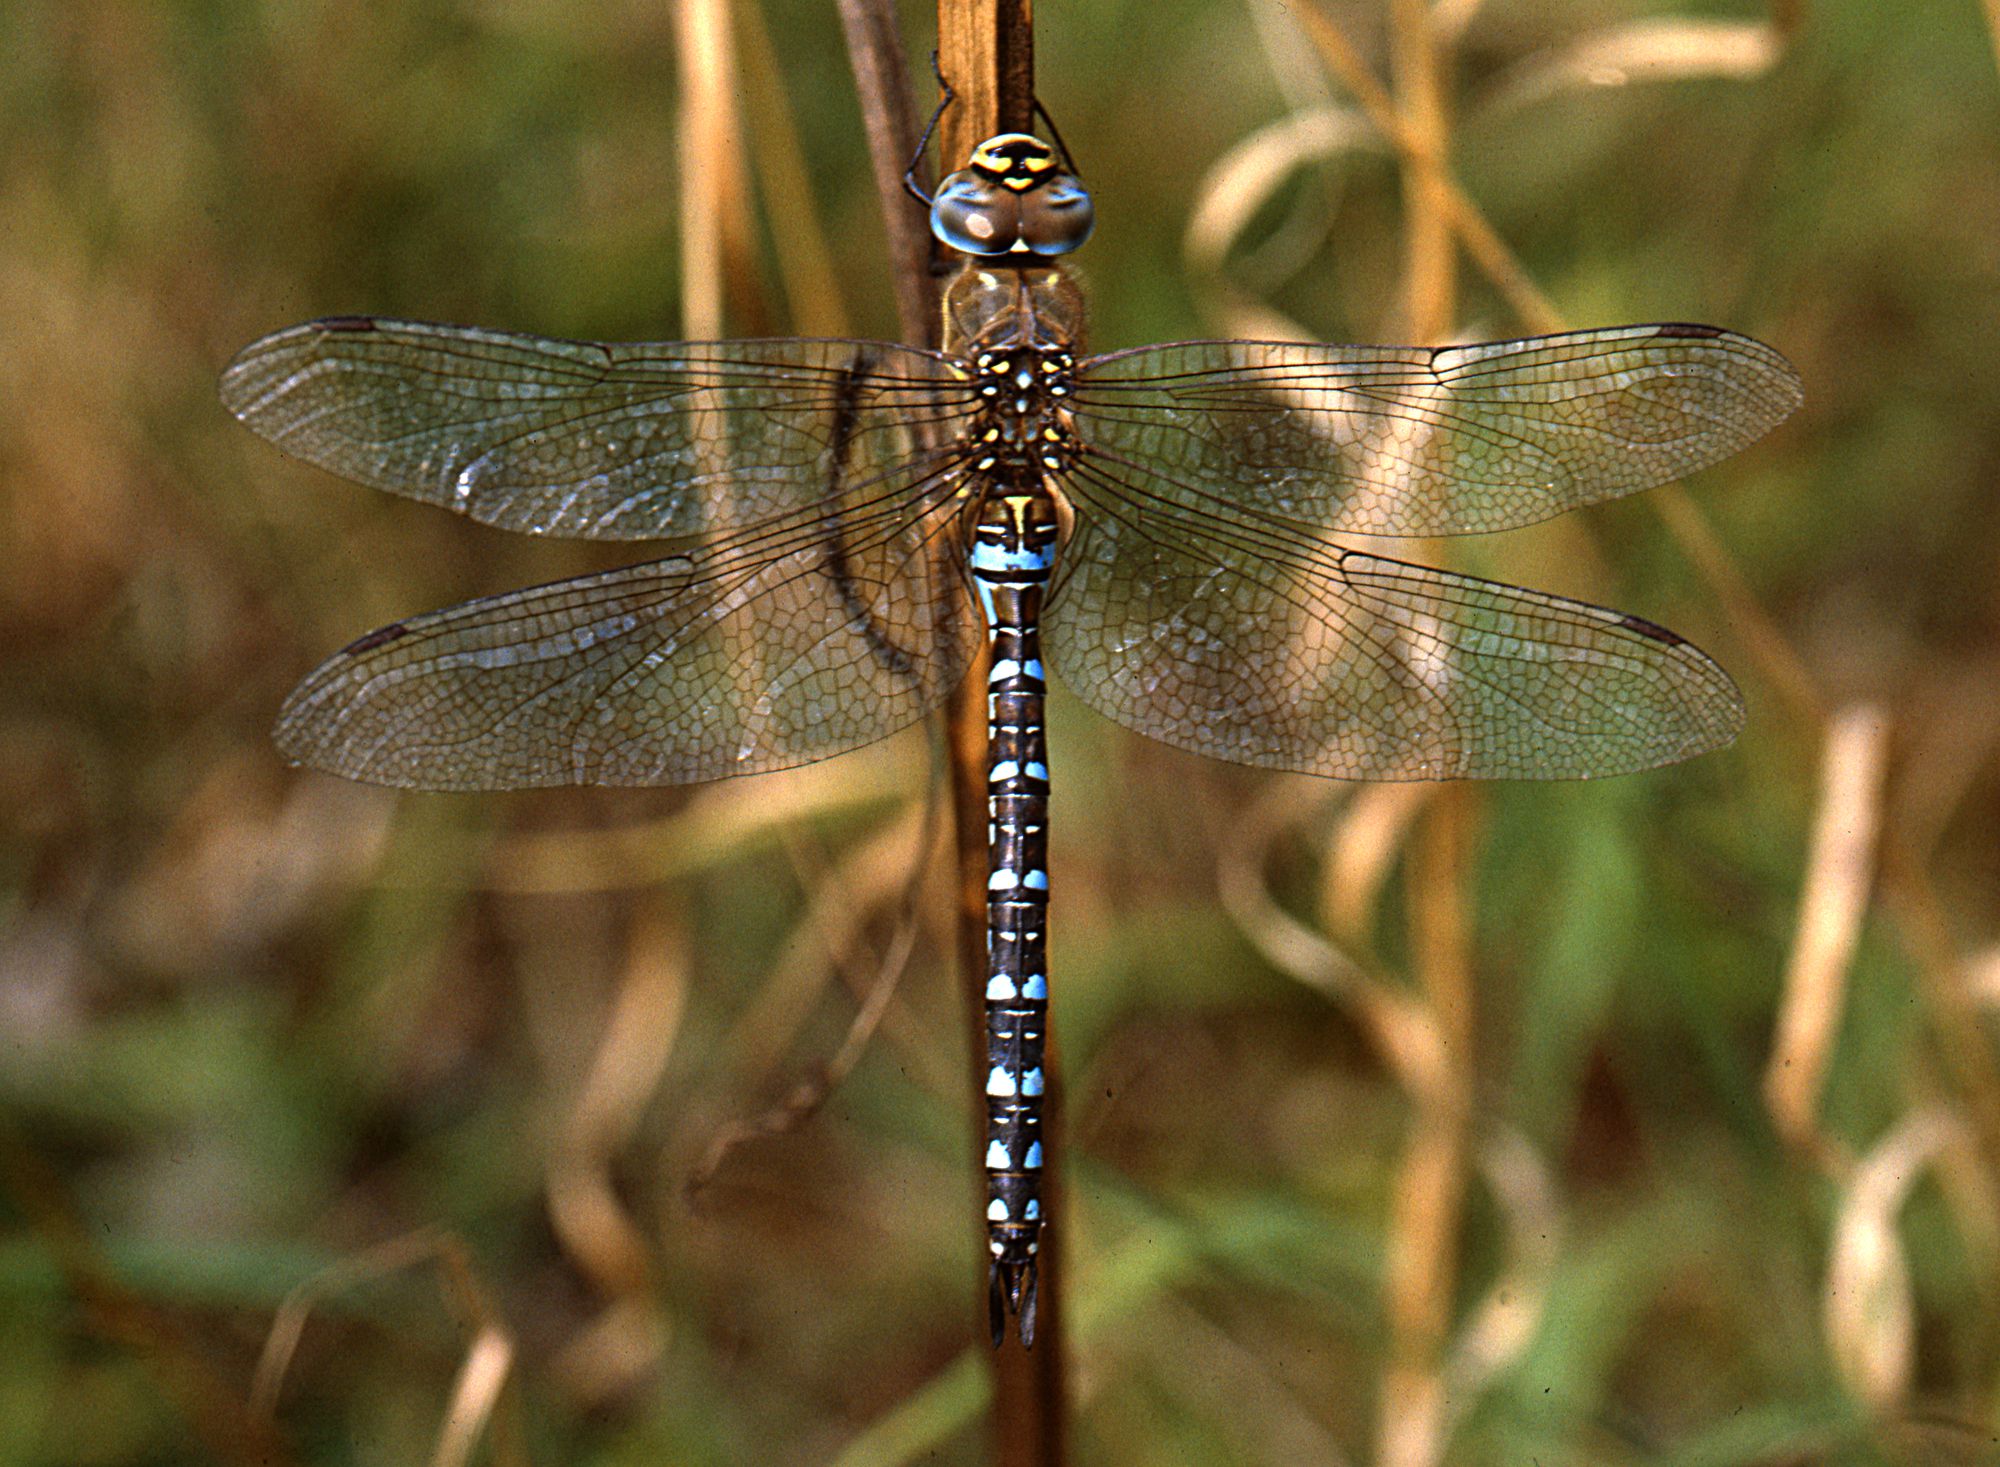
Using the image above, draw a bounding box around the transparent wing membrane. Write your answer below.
[228,312,1796,790]
[274,463,977,789]
[222,318,971,540]
[1073,326,1800,537]
[1046,453,1743,780]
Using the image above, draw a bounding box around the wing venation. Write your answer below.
[1072,325,1800,537]
[223,318,970,540]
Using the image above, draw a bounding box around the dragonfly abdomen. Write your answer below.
[969,487,1059,1347]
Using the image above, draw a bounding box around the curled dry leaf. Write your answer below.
[1477,18,1790,121]
[434,1324,515,1467]
[1442,1128,1562,1435]
[1323,782,1433,954]
[1825,1110,1958,1411]
[1216,775,1363,1003]
[1182,105,1383,342]
[1215,776,1445,1098]
[1965,944,2000,1007]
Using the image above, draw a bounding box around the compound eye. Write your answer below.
[930,171,1020,255]
[1016,175,1094,256]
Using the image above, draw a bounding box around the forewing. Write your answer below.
[1072,326,1800,537]
[275,465,977,789]
[221,318,970,539]
[1047,460,1742,780]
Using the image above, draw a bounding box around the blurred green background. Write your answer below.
[4,1,1999,1463]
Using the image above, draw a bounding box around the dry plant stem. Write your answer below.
[939,0,1037,143]
[1649,483,1824,728]
[1763,705,1889,1172]
[740,0,853,338]
[1379,10,1475,1467]
[252,1229,528,1467]
[1390,0,1453,344]
[684,810,935,1201]
[841,0,1064,1440]
[547,903,688,1302]
[544,919,684,1399]
[1383,788,1477,1467]
[713,807,941,1097]
[687,911,925,1197]
[674,0,741,341]
[933,0,1070,1452]
[1294,1,1563,333]
[1881,837,2000,1180]
[432,1327,516,1467]
[836,0,938,349]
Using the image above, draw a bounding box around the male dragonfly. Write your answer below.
[222,132,1801,1347]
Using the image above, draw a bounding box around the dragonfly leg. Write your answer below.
[903,52,956,205]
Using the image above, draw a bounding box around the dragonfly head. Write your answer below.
[930,133,1095,259]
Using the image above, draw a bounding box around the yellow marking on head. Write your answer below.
[969,134,1059,190]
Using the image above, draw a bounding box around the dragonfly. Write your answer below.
[221,129,1801,1348]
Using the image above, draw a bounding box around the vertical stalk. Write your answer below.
[836,0,938,350]
[674,0,742,341]
[935,0,1070,1458]
[843,0,1065,1450]
[1381,9,1475,1467]
[1389,0,1452,344]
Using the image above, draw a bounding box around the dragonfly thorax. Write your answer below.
[941,265,1086,358]
[965,345,1078,477]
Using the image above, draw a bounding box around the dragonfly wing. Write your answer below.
[1047,460,1741,779]
[275,462,977,789]
[222,318,970,540]
[1072,326,1800,536]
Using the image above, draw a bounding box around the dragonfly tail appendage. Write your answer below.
[990,1256,1039,1348]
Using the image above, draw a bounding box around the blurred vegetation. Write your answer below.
[3,1,1999,1463]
